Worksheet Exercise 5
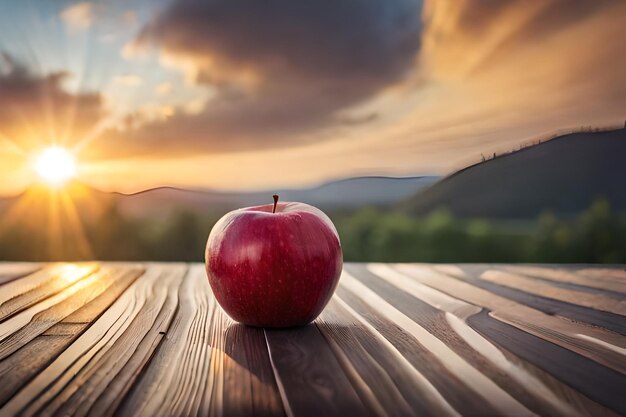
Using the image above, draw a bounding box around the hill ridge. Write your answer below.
[402,127,626,218]
[444,125,625,184]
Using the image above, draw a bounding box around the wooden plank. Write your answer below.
[480,269,626,316]
[341,267,534,417]
[575,266,626,284]
[499,265,626,295]
[0,263,41,285]
[366,264,585,414]
[1,262,623,417]
[0,266,144,407]
[368,264,620,416]
[223,324,286,417]
[318,297,462,417]
[48,264,186,417]
[0,263,95,305]
[467,309,626,416]
[335,284,597,417]
[118,265,285,417]
[0,267,142,360]
[115,264,220,416]
[0,264,185,417]
[0,272,101,342]
[366,264,482,319]
[0,263,98,322]
[438,264,626,335]
[398,265,624,415]
[265,324,370,417]
[398,264,626,373]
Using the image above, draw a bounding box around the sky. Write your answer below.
[0,0,625,195]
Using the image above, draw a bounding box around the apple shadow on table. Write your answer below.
[223,323,282,385]
[222,323,300,413]
[224,322,337,383]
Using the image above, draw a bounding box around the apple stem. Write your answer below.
[272,194,279,213]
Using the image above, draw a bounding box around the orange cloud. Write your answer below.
[60,2,95,31]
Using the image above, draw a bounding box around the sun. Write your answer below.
[33,146,77,186]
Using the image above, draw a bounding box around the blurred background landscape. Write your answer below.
[2,127,624,263]
[1,1,625,263]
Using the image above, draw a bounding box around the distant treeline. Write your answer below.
[0,199,624,263]
[336,199,626,263]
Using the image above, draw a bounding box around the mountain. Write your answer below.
[114,176,439,218]
[402,128,626,218]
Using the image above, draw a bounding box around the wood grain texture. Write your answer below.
[395,264,625,415]
[451,264,626,335]
[0,263,41,285]
[116,264,223,417]
[0,262,624,417]
[344,266,579,417]
[0,265,144,408]
[372,265,617,417]
[0,263,98,322]
[119,265,284,417]
[0,266,142,360]
[265,324,371,417]
[467,310,625,416]
[342,266,534,417]
[479,269,626,315]
[574,266,626,289]
[319,296,463,417]
[498,265,626,297]
[403,264,626,371]
[0,264,184,417]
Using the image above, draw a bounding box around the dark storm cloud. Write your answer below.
[139,0,423,88]
[109,0,423,154]
[0,53,104,148]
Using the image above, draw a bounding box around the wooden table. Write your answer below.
[0,263,624,417]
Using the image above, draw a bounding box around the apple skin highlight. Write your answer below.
[205,199,343,328]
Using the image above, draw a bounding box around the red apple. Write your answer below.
[205,195,343,327]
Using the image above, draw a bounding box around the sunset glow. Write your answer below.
[34,147,77,186]
[0,0,624,196]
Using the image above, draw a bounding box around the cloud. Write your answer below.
[155,82,173,96]
[0,53,106,152]
[60,2,95,31]
[451,0,614,39]
[420,0,620,78]
[113,74,143,86]
[122,10,137,25]
[92,0,626,168]
[362,0,626,171]
[106,0,423,154]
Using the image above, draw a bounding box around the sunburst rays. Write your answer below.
[0,183,97,260]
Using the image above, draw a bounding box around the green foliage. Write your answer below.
[0,198,624,263]
[336,200,626,263]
